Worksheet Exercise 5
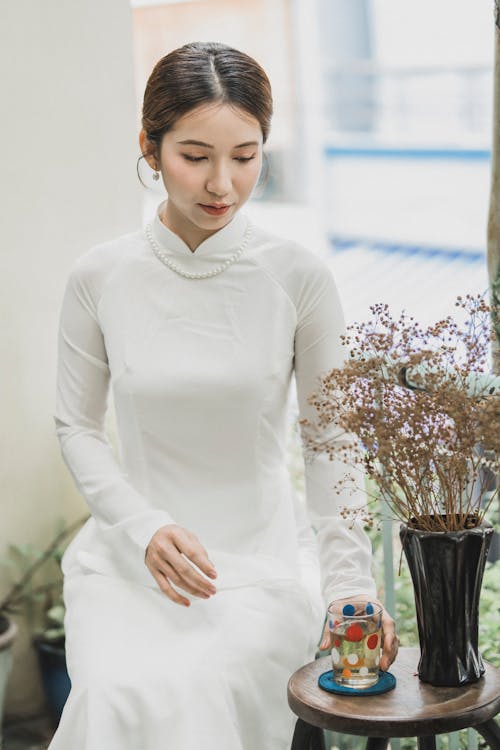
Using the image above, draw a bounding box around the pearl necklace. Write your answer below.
[145,222,251,280]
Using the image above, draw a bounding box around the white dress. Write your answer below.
[49,200,376,750]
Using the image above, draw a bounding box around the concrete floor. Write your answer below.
[2,715,55,750]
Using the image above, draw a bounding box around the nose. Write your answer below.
[206,162,232,198]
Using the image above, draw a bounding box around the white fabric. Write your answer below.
[49,200,376,749]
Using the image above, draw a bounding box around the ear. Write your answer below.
[139,129,158,171]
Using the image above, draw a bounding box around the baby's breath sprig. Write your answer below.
[300,294,500,532]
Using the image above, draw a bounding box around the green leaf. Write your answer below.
[43,627,65,641]
[8,543,34,560]
[46,605,65,624]
[4,604,23,615]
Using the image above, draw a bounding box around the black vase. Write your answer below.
[399,520,493,687]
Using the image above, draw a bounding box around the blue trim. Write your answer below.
[324,146,491,161]
[329,235,485,263]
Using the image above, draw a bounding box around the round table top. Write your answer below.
[287,647,500,737]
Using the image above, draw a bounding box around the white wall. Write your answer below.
[372,0,494,67]
[0,0,141,717]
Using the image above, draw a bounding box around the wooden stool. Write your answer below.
[288,647,500,750]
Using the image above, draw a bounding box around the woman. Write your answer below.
[50,42,397,750]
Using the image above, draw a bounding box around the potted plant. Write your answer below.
[32,590,70,727]
[300,294,500,687]
[0,610,18,749]
[0,515,88,725]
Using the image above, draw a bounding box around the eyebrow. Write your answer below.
[177,139,259,149]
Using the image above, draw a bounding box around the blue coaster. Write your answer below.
[318,670,397,696]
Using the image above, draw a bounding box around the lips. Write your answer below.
[198,204,232,216]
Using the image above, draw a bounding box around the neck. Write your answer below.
[161,201,225,252]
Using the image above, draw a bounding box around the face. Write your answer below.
[141,103,263,250]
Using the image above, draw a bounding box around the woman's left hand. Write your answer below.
[319,595,399,672]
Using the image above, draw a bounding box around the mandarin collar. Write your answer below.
[148,199,250,276]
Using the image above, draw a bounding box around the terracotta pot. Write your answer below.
[400,519,493,687]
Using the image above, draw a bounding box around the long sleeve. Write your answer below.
[54,253,175,552]
[294,260,377,609]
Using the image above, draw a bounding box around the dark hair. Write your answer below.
[140,41,273,166]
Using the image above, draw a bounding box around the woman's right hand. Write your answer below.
[144,524,218,607]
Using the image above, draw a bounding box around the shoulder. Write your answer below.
[249,222,328,270]
[66,229,145,301]
[71,229,144,280]
[247,221,337,303]
[62,229,145,316]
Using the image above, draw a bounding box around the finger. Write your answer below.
[145,550,207,603]
[379,617,398,671]
[174,553,218,596]
[319,622,330,651]
[176,539,217,580]
[161,561,214,599]
[155,571,191,607]
[150,541,216,597]
[379,635,398,671]
[386,634,400,669]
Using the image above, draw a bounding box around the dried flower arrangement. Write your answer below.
[300,294,500,533]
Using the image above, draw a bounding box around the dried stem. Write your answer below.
[0,515,88,613]
[301,295,500,532]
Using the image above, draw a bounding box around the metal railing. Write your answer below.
[322,63,492,142]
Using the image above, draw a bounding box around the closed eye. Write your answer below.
[182,154,207,162]
[182,154,256,163]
